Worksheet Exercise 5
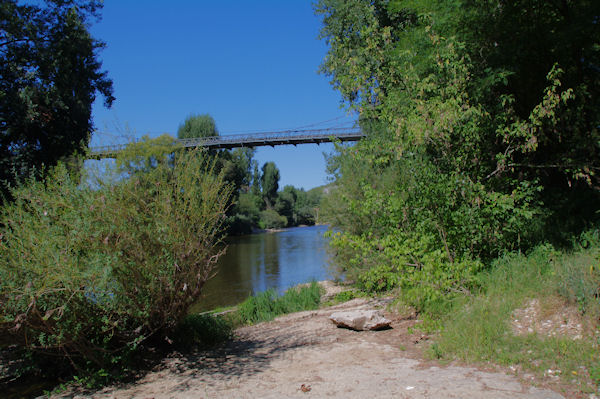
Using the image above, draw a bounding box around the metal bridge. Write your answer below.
[89,127,364,158]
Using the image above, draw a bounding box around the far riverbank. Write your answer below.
[190,225,332,313]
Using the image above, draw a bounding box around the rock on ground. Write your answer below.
[329,309,391,330]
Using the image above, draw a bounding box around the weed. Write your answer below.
[429,343,443,359]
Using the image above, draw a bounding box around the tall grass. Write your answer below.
[232,282,322,325]
[430,236,600,392]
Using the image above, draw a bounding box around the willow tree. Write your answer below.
[177,114,219,139]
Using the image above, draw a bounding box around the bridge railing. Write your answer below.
[89,127,363,157]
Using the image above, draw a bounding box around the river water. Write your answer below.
[190,225,333,312]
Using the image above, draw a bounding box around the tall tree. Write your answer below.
[221,148,255,193]
[251,160,261,196]
[0,0,114,199]
[314,0,600,302]
[275,185,297,226]
[177,114,218,139]
[316,0,600,240]
[260,161,279,209]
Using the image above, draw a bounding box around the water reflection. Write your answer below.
[190,225,331,312]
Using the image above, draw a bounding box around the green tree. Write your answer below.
[223,149,262,235]
[221,148,255,193]
[177,114,218,139]
[115,134,178,175]
[314,0,600,306]
[0,0,114,200]
[316,0,600,225]
[295,187,321,225]
[261,161,280,209]
[251,160,261,196]
[451,0,600,228]
[275,185,297,226]
[259,208,287,229]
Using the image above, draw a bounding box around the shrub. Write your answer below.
[259,209,287,229]
[0,149,231,374]
[327,227,483,310]
[333,290,361,303]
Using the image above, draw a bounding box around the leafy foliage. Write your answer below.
[0,149,231,375]
[275,185,321,227]
[259,209,287,230]
[177,114,218,139]
[260,161,280,209]
[0,0,114,200]
[315,0,600,306]
[115,134,178,174]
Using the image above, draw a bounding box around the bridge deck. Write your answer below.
[89,127,363,158]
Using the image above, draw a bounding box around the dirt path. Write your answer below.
[56,294,566,399]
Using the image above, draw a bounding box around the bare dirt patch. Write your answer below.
[56,293,565,399]
[512,298,584,339]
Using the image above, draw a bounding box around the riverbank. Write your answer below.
[249,223,319,235]
[54,282,567,399]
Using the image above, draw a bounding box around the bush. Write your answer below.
[327,226,483,310]
[259,209,287,229]
[0,150,231,374]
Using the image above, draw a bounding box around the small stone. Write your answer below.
[329,310,392,331]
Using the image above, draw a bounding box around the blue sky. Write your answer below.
[90,1,357,190]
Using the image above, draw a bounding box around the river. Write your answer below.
[190,224,333,312]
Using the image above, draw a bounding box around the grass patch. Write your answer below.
[230,282,322,325]
[333,289,363,303]
[427,239,600,393]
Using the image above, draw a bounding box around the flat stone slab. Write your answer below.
[329,309,391,331]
